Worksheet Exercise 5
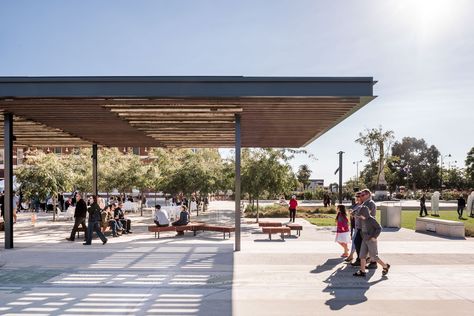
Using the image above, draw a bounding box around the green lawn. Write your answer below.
[307,210,474,236]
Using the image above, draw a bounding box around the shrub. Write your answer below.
[465,226,474,238]
[303,191,313,200]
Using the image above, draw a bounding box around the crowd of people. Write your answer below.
[65,193,133,245]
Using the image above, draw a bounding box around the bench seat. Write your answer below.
[262,227,291,240]
[200,225,235,239]
[258,222,282,227]
[286,223,303,236]
[148,225,176,238]
[415,217,464,238]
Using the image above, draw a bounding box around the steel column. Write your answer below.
[4,112,14,249]
[92,144,98,196]
[338,151,344,204]
[235,114,241,251]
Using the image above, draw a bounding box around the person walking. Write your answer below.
[335,205,351,257]
[345,192,362,263]
[457,194,466,219]
[66,193,88,242]
[353,199,390,277]
[419,193,428,217]
[289,195,298,223]
[84,195,107,245]
[350,189,376,267]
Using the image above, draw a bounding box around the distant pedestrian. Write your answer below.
[66,193,88,242]
[83,195,107,246]
[335,205,350,257]
[457,194,466,219]
[289,195,298,223]
[419,193,428,217]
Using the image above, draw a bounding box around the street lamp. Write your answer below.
[440,154,451,192]
[353,160,363,186]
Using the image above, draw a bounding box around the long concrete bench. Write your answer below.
[415,217,464,238]
[258,222,282,227]
[262,227,291,240]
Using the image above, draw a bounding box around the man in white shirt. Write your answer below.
[154,205,170,227]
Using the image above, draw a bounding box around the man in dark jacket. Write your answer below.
[84,195,107,245]
[66,193,88,241]
[419,193,428,217]
[457,194,466,219]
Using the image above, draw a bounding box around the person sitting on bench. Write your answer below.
[154,204,170,227]
[114,202,132,234]
[172,205,189,235]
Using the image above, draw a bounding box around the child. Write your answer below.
[335,205,351,257]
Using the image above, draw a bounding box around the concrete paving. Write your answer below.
[1,201,473,315]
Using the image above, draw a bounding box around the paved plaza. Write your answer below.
[1,201,474,315]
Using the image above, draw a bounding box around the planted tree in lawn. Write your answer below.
[242,149,297,222]
[356,126,395,189]
[297,164,312,191]
[466,147,474,188]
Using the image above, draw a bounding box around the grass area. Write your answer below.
[307,210,474,237]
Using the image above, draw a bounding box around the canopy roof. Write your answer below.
[0,76,376,148]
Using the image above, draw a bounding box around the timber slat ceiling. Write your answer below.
[0,112,89,146]
[0,77,375,148]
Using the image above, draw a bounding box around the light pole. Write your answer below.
[353,160,362,187]
[440,153,451,192]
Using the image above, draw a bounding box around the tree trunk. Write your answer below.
[52,195,57,222]
[256,197,259,223]
[140,190,143,217]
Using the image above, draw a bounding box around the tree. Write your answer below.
[297,164,311,191]
[466,147,474,187]
[355,126,394,189]
[15,151,73,221]
[241,149,296,222]
[388,137,440,190]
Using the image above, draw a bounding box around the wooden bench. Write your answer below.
[76,226,86,238]
[175,223,205,236]
[416,217,464,238]
[262,227,291,240]
[148,225,176,238]
[200,225,236,239]
[258,222,282,227]
[286,223,303,236]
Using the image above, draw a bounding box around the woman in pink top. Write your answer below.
[289,195,298,223]
[335,205,351,257]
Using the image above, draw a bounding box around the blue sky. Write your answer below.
[1,0,473,184]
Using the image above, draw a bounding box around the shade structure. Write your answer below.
[0,76,376,251]
[0,76,376,147]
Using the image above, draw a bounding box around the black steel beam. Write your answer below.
[92,144,98,196]
[235,114,241,252]
[0,76,375,98]
[4,112,14,249]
